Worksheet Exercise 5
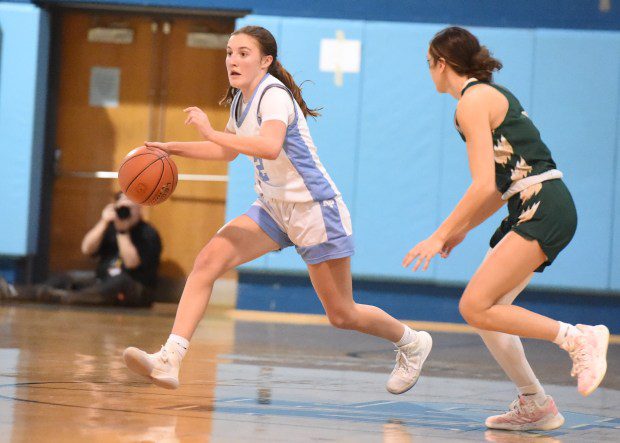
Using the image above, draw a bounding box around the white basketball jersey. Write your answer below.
[228,74,340,202]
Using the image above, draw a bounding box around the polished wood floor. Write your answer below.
[1,303,618,442]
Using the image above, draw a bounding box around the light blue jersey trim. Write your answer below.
[257,83,295,125]
[235,73,272,127]
[230,92,241,123]
[257,83,337,202]
[285,122,338,201]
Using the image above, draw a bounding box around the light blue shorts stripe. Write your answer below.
[245,204,293,249]
[244,197,355,265]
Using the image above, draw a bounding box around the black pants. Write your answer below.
[36,272,151,307]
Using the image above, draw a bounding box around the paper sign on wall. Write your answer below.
[89,67,120,108]
[319,30,361,86]
[88,28,134,45]
[186,32,229,49]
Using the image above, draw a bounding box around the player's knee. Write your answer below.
[326,308,358,330]
[458,297,486,329]
[191,249,227,282]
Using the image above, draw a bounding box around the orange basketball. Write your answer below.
[118,146,178,206]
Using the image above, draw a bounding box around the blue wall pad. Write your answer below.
[612,87,620,291]
[353,22,445,280]
[226,19,620,293]
[236,271,620,334]
[530,30,620,290]
[0,3,49,256]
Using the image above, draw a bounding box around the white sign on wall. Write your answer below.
[89,67,120,108]
[87,28,134,44]
[319,30,361,86]
[186,32,229,49]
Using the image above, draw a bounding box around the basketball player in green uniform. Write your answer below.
[404,26,609,431]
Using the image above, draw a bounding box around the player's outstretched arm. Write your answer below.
[144,136,239,162]
[184,106,286,160]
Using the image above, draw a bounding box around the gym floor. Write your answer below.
[0,302,618,442]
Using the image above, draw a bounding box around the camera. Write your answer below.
[115,206,131,220]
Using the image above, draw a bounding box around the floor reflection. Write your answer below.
[0,304,618,442]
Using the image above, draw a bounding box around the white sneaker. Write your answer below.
[386,331,432,394]
[485,395,565,431]
[123,345,181,389]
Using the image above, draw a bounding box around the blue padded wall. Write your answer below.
[611,79,620,291]
[352,22,445,280]
[435,27,536,284]
[529,30,620,290]
[225,16,620,293]
[0,3,49,256]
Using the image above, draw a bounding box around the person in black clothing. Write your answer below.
[0,192,162,307]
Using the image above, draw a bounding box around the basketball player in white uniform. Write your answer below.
[123,26,432,395]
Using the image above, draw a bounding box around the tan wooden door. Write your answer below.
[149,17,233,280]
[49,10,234,285]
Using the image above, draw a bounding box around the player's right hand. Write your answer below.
[440,231,467,258]
[403,234,445,272]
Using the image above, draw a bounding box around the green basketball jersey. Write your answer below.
[456,81,557,194]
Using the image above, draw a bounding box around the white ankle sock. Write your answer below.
[394,325,417,347]
[553,322,580,346]
[166,334,189,360]
[519,382,547,404]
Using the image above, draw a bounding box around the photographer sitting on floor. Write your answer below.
[0,192,162,307]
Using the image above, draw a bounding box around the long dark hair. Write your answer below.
[429,26,502,82]
[220,26,320,118]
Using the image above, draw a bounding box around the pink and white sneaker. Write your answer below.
[485,395,565,431]
[561,324,609,396]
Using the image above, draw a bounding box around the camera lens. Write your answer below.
[115,206,131,220]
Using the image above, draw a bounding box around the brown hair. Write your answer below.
[220,26,320,118]
[429,26,502,82]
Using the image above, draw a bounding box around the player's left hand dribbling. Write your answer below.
[144,141,171,154]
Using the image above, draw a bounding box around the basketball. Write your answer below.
[118,146,178,206]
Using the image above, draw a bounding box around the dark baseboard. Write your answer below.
[237,271,620,334]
